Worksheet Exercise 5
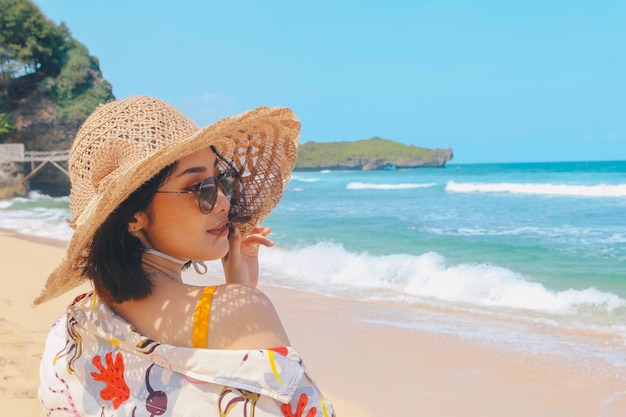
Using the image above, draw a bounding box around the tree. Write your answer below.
[0,0,68,79]
[0,0,113,118]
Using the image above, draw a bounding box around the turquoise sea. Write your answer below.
[1,160,625,368]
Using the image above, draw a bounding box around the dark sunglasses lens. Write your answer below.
[218,169,237,200]
[198,178,218,213]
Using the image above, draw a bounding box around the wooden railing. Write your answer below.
[23,149,71,162]
[0,144,69,181]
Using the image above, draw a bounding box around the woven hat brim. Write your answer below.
[34,106,300,305]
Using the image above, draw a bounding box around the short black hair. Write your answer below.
[85,163,177,304]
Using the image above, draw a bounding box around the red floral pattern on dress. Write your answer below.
[268,347,289,357]
[90,352,130,409]
[281,393,317,417]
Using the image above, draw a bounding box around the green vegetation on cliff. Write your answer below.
[0,0,114,136]
[0,0,114,195]
[0,112,12,136]
[39,40,113,121]
[296,137,453,170]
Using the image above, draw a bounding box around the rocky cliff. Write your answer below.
[0,0,114,198]
[1,76,113,197]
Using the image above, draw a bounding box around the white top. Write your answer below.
[39,292,336,416]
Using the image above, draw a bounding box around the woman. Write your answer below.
[36,96,335,417]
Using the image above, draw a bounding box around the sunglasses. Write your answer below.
[155,147,239,214]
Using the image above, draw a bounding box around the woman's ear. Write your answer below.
[128,211,149,234]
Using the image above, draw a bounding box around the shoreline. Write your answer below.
[263,285,626,416]
[0,227,69,248]
[2,231,625,416]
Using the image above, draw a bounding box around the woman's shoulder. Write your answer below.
[106,281,290,351]
[208,284,291,350]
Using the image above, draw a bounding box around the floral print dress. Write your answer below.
[39,293,336,417]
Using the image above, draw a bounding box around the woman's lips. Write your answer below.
[207,222,230,236]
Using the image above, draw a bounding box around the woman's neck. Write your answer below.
[141,249,186,283]
[144,248,188,265]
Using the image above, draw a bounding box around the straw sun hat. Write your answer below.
[34,96,300,305]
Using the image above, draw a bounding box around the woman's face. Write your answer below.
[133,147,231,261]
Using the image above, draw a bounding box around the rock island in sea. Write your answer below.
[294,137,453,171]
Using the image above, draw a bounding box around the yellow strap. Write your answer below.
[192,286,217,348]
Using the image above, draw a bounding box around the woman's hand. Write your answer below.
[221,225,274,287]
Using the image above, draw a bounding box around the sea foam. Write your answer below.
[0,192,72,242]
[260,242,626,316]
[445,181,626,197]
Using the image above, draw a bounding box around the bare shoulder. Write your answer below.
[208,284,291,350]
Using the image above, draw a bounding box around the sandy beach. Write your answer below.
[1,230,624,417]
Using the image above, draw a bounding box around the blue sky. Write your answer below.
[36,0,626,163]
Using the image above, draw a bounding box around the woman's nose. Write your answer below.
[212,187,231,214]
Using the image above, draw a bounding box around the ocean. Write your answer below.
[2,160,625,369]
